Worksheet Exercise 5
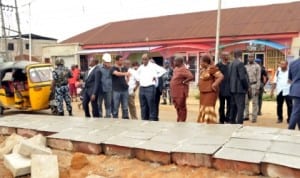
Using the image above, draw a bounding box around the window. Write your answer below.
[25,43,30,50]
[29,66,53,83]
[8,43,14,51]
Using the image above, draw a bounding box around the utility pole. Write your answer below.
[214,0,221,64]
[0,0,8,61]
[14,0,23,59]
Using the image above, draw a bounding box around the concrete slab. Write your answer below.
[173,144,221,154]
[184,135,229,145]
[31,155,59,178]
[263,152,300,169]
[3,153,31,177]
[213,147,265,163]
[237,126,281,134]
[135,140,177,153]
[150,134,187,145]
[104,136,145,147]
[120,130,158,140]
[274,135,300,144]
[18,140,52,157]
[224,138,272,152]
[231,132,276,140]
[269,142,300,157]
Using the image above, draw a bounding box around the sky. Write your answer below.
[2,0,299,42]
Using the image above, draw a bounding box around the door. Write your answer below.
[255,53,265,66]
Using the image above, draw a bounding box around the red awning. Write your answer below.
[151,44,211,52]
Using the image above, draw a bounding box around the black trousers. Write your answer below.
[277,91,293,122]
[218,95,231,124]
[229,93,245,124]
[82,91,99,118]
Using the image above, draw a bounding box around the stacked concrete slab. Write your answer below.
[0,114,300,177]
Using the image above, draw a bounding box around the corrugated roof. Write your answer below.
[62,2,300,46]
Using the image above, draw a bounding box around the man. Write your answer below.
[271,61,292,124]
[98,53,113,118]
[82,57,101,118]
[244,53,261,123]
[52,58,73,116]
[111,55,130,119]
[255,58,269,115]
[135,53,166,121]
[216,51,231,124]
[170,55,194,122]
[124,60,139,120]
[161,60,173,105]
[228,50,249,124]
[288,58,300,130]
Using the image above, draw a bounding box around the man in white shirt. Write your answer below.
[270,60,293,123]
[135,53,166,121]
[124,60,139,120]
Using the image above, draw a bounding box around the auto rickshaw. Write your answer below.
[0,60,54,115]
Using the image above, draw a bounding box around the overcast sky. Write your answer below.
[2,0,298,41]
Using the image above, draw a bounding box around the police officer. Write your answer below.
[244,53,261,123]
[52,58,73,116]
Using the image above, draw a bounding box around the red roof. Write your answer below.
[62,2,300,48]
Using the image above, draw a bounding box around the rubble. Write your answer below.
[31,154,59,178]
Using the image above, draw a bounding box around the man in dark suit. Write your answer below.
[288,58,300,130]
[82,58,101,118]
[228,50,249,124]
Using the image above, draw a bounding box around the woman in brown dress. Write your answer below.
[197,55,224,123]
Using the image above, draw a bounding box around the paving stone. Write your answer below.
[31,154,59,178]
[135,140,177,153]
[135,148,171,165]
[3,153,31,177]
[224,138,272,152]
[273,135,300,144]
[231,131,276,141]
[47,138,73,151]
[185,135,229,145]
[171,152,212,167]
[261,163,300,178]
[237,126,281,134]
[269,142,300,157]
[72,141,102,154]
[18,140,52,158]
[0,133,25,159]
[213,147,265,163]
[103,144,134,158]
[17,128,39,138]
[262,152,300,169]
[0,127,16,135]
[120,130,158,140]
[104,136,145,148]
[213,158,260,176]
[149,135,187,145]
[173,144,221,155]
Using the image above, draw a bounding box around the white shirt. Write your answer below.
[128,68,137,95]
[135,62,166,87]
[273,67,290,96]
[87,65,97,77]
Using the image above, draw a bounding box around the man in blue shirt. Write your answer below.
[98,53,113,118]
[288,58,300,130]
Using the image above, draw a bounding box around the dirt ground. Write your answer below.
[0,90,290,178]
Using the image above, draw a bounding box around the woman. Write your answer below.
[198,55,224,123]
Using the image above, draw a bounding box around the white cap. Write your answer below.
[102,53,112,62]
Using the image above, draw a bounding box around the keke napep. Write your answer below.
[0,60,55,115]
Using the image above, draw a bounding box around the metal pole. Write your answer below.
[14,0,23,59]
[0,0,8,61]
[28,2,31,62]
[214,0,221,64]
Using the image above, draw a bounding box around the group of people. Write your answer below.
[51,50,300,130]
[196,49,300,130]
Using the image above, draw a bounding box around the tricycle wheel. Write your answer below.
[0,106,4,116]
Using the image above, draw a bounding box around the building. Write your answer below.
[57,1,300,82]
[0,34,57,62]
